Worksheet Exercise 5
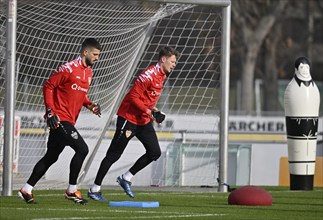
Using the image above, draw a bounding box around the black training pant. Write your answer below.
[27,121,89,186]
[94,116,161,185]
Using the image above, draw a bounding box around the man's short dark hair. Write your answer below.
[159,46,179,60]
[81,38,102,52]
[295,56,310,69]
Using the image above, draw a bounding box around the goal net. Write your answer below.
[0,0,230,189]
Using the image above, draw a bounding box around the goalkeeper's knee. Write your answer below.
[148,150,161,161]
[106,152,122,163]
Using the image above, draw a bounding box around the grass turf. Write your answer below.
[0,187,322,220]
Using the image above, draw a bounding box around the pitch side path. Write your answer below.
[0,186,322,220]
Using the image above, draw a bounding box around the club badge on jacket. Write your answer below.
[125,130,132,138]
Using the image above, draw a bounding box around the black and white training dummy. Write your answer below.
[284,57,321,190]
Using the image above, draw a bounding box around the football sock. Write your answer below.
[22,183,33,194]
[91,184,101,193]
[122,171,133,182]
[67,184,77,193]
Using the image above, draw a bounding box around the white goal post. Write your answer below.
[1,0,231,195]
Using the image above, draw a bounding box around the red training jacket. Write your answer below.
[117,63,166,125]
[43,56,92,125]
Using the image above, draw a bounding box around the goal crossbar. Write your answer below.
[151,0,231,7]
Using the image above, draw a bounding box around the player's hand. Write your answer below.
[88,102,101,117]
[45,108,60,129]
[152,110,166,124]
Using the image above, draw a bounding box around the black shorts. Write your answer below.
[106,117,161,161]
[47,121,88,155]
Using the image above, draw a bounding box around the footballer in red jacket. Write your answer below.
[19,38,102,205]
[88,47,179,200]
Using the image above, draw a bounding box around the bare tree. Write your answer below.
[306,0,314,60]
[231,0,288,114]
[263,22,281,112]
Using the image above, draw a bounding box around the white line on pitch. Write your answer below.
[32,213,226,220]
[32,192,226,198]
[1,207,226,219]
[1,207,224,215]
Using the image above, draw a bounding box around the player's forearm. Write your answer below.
[43,71,68,109]
[128,80,155,115]
[129,95,149,113]
[127,85,150,113]
[83,95,92,108]
[43,83,55,110]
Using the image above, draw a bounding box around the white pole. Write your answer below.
[3,0,17,196]
[218,3,231,193]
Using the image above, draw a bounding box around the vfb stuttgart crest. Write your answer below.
[125,130,132,138]
[71,131,79,139]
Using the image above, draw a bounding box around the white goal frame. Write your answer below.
[2,0,231,195]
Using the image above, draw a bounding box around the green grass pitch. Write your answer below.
[0,187,322,220]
